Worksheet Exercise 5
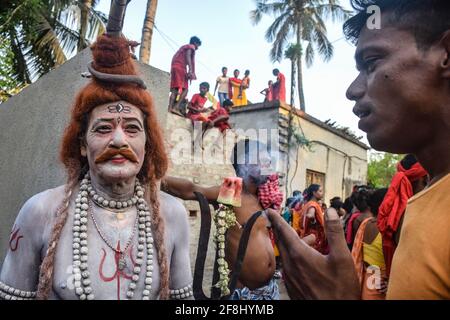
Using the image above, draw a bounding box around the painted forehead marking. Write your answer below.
[107,103,132,114]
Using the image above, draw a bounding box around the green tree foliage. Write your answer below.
[367,152,403,188]
[0,0,106,98]
[0,36,22,102]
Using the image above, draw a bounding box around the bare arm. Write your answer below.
[0,190,57,299]
[160,193,194,300]
[161,176,220,202]
[212,115,229,125]
[214,80,219,95]
[185,49,195,80]
[306,207,316,219]
[187,103,197,113]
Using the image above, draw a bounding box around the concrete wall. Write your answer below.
[0,49,170,262]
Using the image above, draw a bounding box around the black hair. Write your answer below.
[272,68,279,74]
[331,199,344,211]
[304,184,320,202]
[330,197,343,210]
[350,185,373,212]
[245,70,250,75]
[222,67,227,72]
[199,82,210,90]
[234,69,240,74]
[189,36,202,46]
[222,99,234,107]
[231,139,268,178]
[343,0,450,49]
[400,154,418,170]
[368,188,388,217]
[293,190,302,197]
[343,196,354,214]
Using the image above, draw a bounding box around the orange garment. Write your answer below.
[229,77,246,106]
[300,201,324,235]
[300,201,327,254]
[292,208,302,236]
[387,173,450,300]
[186,93,208,122]
[352,218,386,300]
[272,72,286,103]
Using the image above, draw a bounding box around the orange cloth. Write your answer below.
[272,72,286,103]
[351,218,386,300]
[378,161,427,276]
[292,208,302,236]
[387,173,450,300]
[229,77,246,106]
[186,93,208,122]
[300,201,324,234]
[300,201,328,254]
[208,107,230,132]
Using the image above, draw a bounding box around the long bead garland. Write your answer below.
[72,174,154,300]
[213,204,237,297]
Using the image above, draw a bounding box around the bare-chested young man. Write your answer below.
[0,4,192,300]
[162,139,280,300]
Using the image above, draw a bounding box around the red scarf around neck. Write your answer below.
[257,174,284,210]
[377,161,427,276]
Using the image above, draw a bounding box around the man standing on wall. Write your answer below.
[168,36,202,116]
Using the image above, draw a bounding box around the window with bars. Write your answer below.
[306,170,326,195]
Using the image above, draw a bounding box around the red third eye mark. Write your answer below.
[9,224,24,252]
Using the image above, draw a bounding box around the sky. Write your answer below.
[96,0,369,146]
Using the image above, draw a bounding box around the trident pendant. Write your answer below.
[118,254,127,270]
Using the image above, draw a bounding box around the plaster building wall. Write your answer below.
[0,49,170,263]
[287,113,368,203]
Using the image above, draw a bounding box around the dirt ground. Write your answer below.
[188,215,289,300]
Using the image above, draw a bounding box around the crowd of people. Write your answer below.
[277,154,429,299]
[167,36,287,123]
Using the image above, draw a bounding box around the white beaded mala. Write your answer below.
[0,280,36,300]
[169,284,193,300]
[72,173,155,300]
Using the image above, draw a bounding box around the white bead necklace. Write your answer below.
[72,174,155,300]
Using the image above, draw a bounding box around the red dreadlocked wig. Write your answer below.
[61,35,168,182]
[36,34,170,299]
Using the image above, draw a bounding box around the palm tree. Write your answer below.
[250,0,351,111]
[139,0,158,64]
[0,0,106,87]
[284,43,301,107]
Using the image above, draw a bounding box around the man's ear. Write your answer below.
[440,31,450,78]
[80,140,87,157]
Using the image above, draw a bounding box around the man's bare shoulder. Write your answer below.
[159,191,188,224]
[16,185,67,226]
[11,185,67,247]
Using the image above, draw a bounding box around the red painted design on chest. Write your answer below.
[98,242,137,300]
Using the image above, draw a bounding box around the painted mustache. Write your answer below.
[95,147,139,164]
